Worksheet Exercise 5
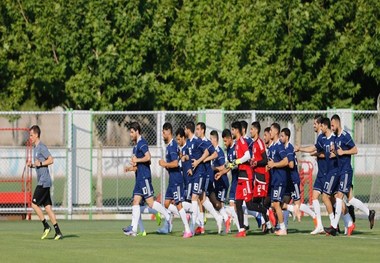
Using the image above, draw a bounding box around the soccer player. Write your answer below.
[267,123,289,236]
[230,121,272,237]
[208,130,231,233]
[158,122,192,238]
[325,114,376,234]
[194,122,223,234]
[27,125,63,240]
[263,127,272,149]
[296,115,326,234]
[184,121,223,234]
[280,128,317,227]
[124,122,172,237]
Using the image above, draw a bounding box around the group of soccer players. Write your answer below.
[123,115,376,238]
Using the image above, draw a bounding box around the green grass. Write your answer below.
[0,217,378,263]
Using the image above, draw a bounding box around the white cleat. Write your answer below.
[310,227,325,235]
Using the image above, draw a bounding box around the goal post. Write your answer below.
[0,128,33,219]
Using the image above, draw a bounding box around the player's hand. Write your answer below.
[192,159,199,168]
[181,155,188,162]
[26,160,33,168]
[34,159,41,168]
[131,155,138,164]
[330,152,336,158]
[250,158,257,167]
[125,166,134,172]
[337,147,344,156]
[265,165,271,171]
[215,172,222,181]
[267,159,275,169]
[187,169,193,176]
[158,159,166,168]
[295,146,300,152]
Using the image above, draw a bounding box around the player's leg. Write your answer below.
[191,174,202,234]
[126,194,143,236]
[271,185,286,235]
[341,203,355,236]
[45,201,63,240]
[32,186,53,239]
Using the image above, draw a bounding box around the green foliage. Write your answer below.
[0,0,379,111]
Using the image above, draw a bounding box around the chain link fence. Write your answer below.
[0,109,378,218]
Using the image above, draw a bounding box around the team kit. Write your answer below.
[29,114,376,240]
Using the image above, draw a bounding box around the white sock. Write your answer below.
[198,212,204,227]
[152,201,170,221]
[203,198,222,221]
[179,208,191,232]
[300,204,316,218]
[287,204,294,212]
[280,222,286,230]
[182,201,192,212]
[229,206,240,229]
[343,213,353,228]
[219,206,229,222]
[168,204,180,216]
[332,198,343,228]
[349,197,370,216]
[131,205,140,233]
[313,200,323,228]
[191,200,199,227]
[138,214,145,232]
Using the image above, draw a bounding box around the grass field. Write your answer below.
[0,217,379,263]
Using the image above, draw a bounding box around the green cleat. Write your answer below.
[155,213,162,226]
[137,231,147,237]
[54,233,63,240]
[41,227,51,240]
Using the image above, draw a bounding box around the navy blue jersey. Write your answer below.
[180,144,192,184]
[226,142,239,179]
[315,132,327,176]
[324,134,339,171]
[212,146,226,168]
[166,139,182,185]
[335,130,356,172]
[244,136,254,157]
[187,135,206,174]
[133,136,151,179]
[202,137,215,177]
[268,140,288,185]
[285,143,299,181]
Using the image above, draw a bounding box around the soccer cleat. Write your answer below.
[313,217,318,228]
[155,212,162,226]
[137,231,147,237]
[348,205,356,223]
[369,210,375,229]
[310,227,325,235]
[124,230,137,237]
[183,231,193,238]
[217,217,223,234]
[275,229,287,236]
[54,233,63,240]
[268,209,277,227]
[122,225,132,233]
[194,226,205,235]
[41,227,51,240]
[324,226,337,236]
[255,214,262,228]
[225,216,231,234]
[243,225,250,231]
[347,224,355,236]
[157,221,171,234]
[235,230,246,238]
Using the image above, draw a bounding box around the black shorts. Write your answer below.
[32,186,52,207]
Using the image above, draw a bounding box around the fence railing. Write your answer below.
[0,109,379,218]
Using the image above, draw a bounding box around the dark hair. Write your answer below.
[264,127,271,133]
[240,120,248,132]
[175,127,185,138]
[231,121,242,135]
[185,121,195,133]
[314,114,323,124]
[30,125,41,138]
[129,122,141,133]
[196,122,206,133]
[331,114,340,123]
[321,117,331,129]
[210,130,219,141]
[271,123,281,134]
[163,122,173,133]
[222,129,232,138]
[251,121,261,134]
[281,128,291,138]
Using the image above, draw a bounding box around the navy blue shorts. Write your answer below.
[323,169,340,195]
[214,176,229,202]
[229,176,238,201]
[191,172,205,195]
[133,177,154,199]
[313,172,325,193]
[285,181,301,201]
[165,183,184,204]
[338,170,353,194]
[271,183,287,202]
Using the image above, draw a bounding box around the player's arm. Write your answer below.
[337,145,358,156]
[296,145,317,153]
[255,151,268,167]
[234,149,250,165]
[125,165,137,172]
[204,151,217,163]
[268,156,288,168]
[132,151,151,164]
[192,148,209,168]
[215,166,229,180]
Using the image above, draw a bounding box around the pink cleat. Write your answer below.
[275,229,287,236]
[183,231,193,238]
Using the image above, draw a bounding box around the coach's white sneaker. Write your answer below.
[310,226,325,235]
